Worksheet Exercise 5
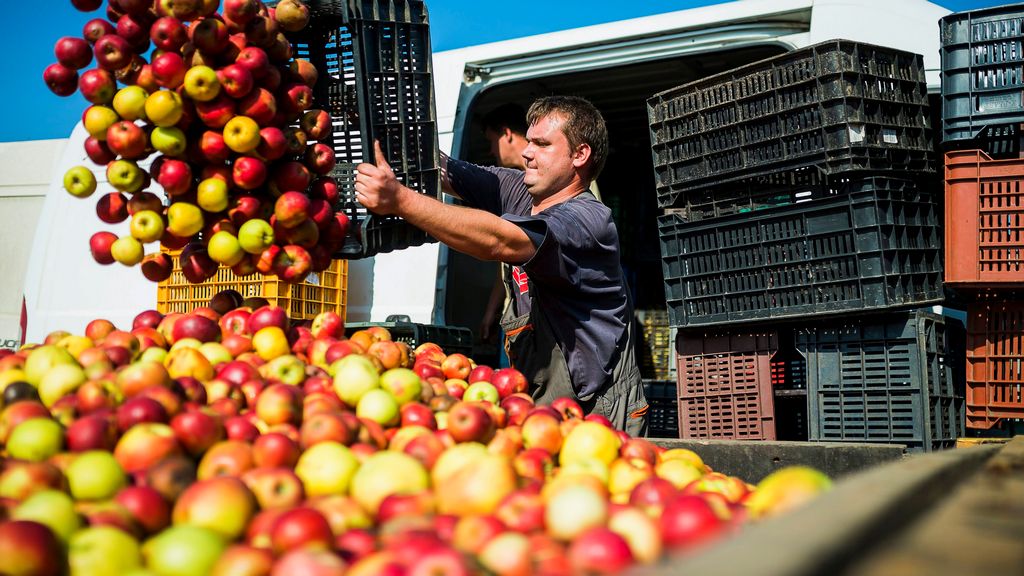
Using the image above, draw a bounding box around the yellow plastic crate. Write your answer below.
[156,250,348,321]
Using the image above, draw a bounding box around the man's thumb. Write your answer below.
[373,140,389,168]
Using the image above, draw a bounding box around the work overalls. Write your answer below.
[497,195,648,437]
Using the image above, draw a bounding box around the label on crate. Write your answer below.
[848,124,866,143]
[882,128,899,144]
[978,91,1022,112]
[306,273,320,286]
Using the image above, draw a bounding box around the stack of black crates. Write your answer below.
[940,4,1024,436]
[645,40,966,451]
[289,0,441,259]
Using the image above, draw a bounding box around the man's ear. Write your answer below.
[503,127,515,142]
[571,143,592,169]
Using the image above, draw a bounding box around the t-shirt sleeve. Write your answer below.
[504,203,601,288]
[446,158,529,216]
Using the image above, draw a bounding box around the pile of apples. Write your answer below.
[0,298,831,575]
[46,0,351,284]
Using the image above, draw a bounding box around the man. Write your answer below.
[482,103,529,170]
[355,96,647,436]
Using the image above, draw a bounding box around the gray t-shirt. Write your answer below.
[447,159,632,398]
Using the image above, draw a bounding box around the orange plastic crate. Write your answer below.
[156,250,348,321]
[944,149,1024,287]
[675,331,778,440]
[966,300,1024,429]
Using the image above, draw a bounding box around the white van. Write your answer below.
[22,0,951,354]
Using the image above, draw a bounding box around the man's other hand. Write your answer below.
[355,140,404,215]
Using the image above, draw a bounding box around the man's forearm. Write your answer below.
[396,186,534,264]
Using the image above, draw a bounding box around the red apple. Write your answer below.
[83,18,116,44]
[446,402,495,444]
[238,87,277,126]
[54,36,92,70]
[568,527,634,573]
[115,485,171,534]
[270,507,334,555]
[441,354,472,381]
[242,467,306,510]
[116,396,170,431]
[195,94,237,128]
[233,155,268,191]
[94,34,133,71]
[170,410,224,456]
[253,431,301,468]
[150,16,187,51]
[96,192,129,224]
[659,494,726,550]
[0,520,65,576]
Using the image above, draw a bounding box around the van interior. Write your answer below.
[442,45,789,369]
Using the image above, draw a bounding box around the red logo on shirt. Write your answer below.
[512,266,529,295]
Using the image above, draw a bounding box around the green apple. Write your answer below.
[332,354,381,407]
[166,202,204,238]
[111,235,145,266]
[64,166,98,198]
[356,388,399,426]
[13,489,82,543]
[169,338,203,352]
[295,441,360,497]
[143,525,227,576]
[151,127,187,157]
[205,228,243,264]
[237,219,274,255]
[260,354,306,386]
[70,525,142,576]
[140,347,168,364]
[198,342,233,366]
[39,362,87,406]
[24,344,77,386]
[130,210,166,244]
[107,159,145,193]
[380,368,423,405]
[223,116,260,154]
[172,477,255,540]
[464,381,500,404]
[7,418,64,461]
[183,66,221,102]
[67,450,127,501]
[83,105,120,140]
[113,85,150,121]
[350,451,429,515]
[196,178,229,213]
[145,90,184,128]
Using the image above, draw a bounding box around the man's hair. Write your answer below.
[527,96,608,181]
[481,103,528,136]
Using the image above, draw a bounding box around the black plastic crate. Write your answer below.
[648,40,934,208]
[346,320,472,356]
[659,177,944,328]
[643,380,680,438]
[772,338,809,441]
[290,0,440,258]
[795,311,966,452]
[940,4,1024,147]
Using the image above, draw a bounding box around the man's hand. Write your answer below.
[355,140,404,215]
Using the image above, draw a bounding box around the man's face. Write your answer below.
[484,127,524,169]
[522,113,577,198]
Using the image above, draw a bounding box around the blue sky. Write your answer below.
[1,0,1003,142]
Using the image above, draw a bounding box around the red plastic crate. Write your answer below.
[676,331,778,440]
[945,150,1024,287]
[967,301,1024,429]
